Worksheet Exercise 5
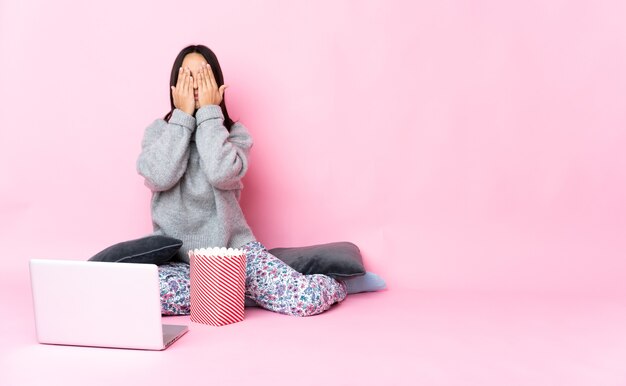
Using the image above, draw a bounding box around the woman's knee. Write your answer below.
[287,286,328,317]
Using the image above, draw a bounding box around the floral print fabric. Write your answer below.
[158,262,191,316]
[241,241,347,317]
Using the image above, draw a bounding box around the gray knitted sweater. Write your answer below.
[137,105,256,262]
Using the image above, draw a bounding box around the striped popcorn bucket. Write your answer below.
[189,247,247,326]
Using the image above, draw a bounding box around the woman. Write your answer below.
[137,45,347,317]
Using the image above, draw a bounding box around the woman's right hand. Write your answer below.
[171,67,195,115]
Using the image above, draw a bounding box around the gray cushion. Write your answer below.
[88,235,183,265]
[269,242,366,279]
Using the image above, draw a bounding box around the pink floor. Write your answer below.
[2,277,626,386]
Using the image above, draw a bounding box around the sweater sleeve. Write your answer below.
[194,105,253,190]
[136,109,196,192]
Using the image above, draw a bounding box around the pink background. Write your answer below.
[3,1,626,385]
[1,0,626,294]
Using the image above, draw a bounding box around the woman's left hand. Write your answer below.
[197,63,228,107]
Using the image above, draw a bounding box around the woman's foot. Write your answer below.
[342,272,387,294]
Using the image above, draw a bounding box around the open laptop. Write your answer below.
[29,259,188,350]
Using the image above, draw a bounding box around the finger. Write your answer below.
[200,64,207,90]
[175,67,182,87]
[184,67,192,94]
[189,68,195,94]
[203,64,211,91]
[197,71,204,94]
[180,67,185,85]
[207,64,218,90]
[175,67,184,88]
[181,68,187,92]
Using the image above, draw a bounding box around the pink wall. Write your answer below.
[1,0,625,293]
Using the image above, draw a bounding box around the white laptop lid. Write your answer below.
[29,259,186,350]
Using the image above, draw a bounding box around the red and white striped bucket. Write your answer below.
[189,247,247,326]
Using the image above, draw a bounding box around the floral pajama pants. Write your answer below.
[159,241,347,317]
